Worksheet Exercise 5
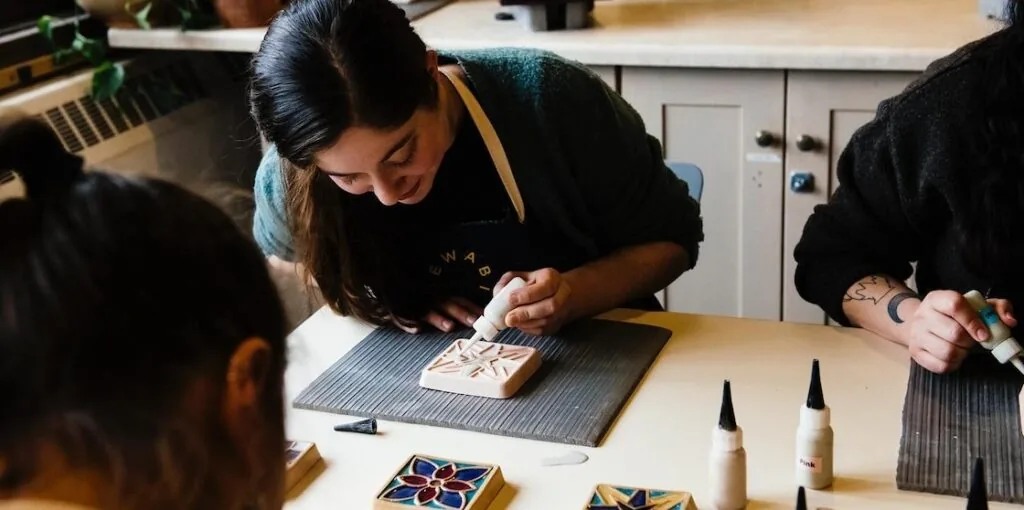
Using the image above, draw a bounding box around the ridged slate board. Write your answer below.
[897,354,1024,503]
[292,318,672,446]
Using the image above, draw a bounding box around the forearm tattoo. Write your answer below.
[843,275,918,323]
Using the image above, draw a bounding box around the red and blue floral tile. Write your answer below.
[376,455,503,510]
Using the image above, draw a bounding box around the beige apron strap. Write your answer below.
[439,66,526,224]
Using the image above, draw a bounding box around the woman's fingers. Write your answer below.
[922,309,976,349]
[423,310,455,332]
[438,299,478,328]
[911,344,957,374]
[990,299,1017,327]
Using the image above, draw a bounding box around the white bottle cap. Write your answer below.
[991,337,1024,364]
[964,290,987,311]
[712,426,744,452]
[799,405,831,429]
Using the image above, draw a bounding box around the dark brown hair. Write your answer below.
[0,116,289,509]
[248,0,440,327]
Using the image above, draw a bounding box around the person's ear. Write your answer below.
[425,49,439,76]
[223,337,272,425]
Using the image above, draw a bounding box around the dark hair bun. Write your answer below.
[0,116,84,200]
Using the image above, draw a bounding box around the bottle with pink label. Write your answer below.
[795,359,833,489]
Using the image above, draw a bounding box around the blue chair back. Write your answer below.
[666,161,704,203]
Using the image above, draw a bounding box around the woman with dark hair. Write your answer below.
[248,0,704,336]
[794,1,1024,374]
[0,116,289,510]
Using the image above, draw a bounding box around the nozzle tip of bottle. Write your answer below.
[795,486,807,510]
[718,379,737,431]
[967,457,988,510]
[806,359,826,410]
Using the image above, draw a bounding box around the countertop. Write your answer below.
[107,0,1004,71]
[280,306,1018,509]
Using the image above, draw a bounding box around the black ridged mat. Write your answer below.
[292,318,672,447]
[896,353,1024,503]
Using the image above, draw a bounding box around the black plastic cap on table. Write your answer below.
[806,359,826,410]
[719,379,738,431]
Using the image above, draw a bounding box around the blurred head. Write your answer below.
[249,0,458,206]
[0,116,289,510]
[248,0,461,329]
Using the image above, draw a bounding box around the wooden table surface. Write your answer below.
[281,307,1017,509]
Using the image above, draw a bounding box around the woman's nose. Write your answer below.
[372,175,406,206]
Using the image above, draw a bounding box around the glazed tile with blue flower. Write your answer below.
[585,484,696,510]
[374,454,505,509]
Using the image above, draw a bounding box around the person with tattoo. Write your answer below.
[793,0,1024,374]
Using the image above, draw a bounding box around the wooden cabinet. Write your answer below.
[781,71,917,324]
[621,68,786,320]
[620,67,917,322]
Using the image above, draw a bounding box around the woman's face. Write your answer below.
[312,55,458,207]
[313,107,450,205]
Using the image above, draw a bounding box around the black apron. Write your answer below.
[420,68,663,311]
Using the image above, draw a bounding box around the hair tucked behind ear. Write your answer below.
[249,0,440,327]
[959,0,1024,281]
[0,116,289,510]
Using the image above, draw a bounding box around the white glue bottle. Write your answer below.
[963,290,1024,375]
[457,277,529,355]
[795,359,833,489]
[709,379,747,510]
[471,276,527,340]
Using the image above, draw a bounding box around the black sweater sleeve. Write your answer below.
[793,86,954,326]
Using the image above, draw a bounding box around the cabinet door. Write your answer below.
[782,71,917,324]
[621,68,786,320]
[589,66,618,92]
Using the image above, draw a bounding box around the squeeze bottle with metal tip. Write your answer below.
[459,277,528,353]
[709,380,747,510]
[963,290,1024,375]
[795,359,833,489]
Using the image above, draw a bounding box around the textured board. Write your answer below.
[293,318,672,446]
[897,353,1024,503]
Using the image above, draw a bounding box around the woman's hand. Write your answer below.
[904,290,1016,373]
[494,268,573,336]
[394,297,483,334]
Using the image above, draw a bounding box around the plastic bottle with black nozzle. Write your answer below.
[709,379,747,509]
[967,457,988,510]
[795,486,807,510]
[795,359,833,489]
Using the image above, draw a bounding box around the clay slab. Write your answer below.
[584,484,696,510]
[374,454,504,510]
[419,339,541,398]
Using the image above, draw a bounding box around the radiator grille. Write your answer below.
[35,58,208,154]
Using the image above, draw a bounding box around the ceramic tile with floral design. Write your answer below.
[419,339,541,398]
[374,454,504,509]
[584,484,696,510]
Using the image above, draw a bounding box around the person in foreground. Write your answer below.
[248,0,704,336]
[793,0,1024,374]
[0,116,289,510]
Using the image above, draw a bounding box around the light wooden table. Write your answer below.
[282,307,1015,509]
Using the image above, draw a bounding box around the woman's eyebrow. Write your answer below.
[380,131,414,163]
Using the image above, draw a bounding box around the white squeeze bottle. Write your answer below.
[709,379,747,510]
[963,290,1024,375]
[458,277,528,354]
[795,359,833,489]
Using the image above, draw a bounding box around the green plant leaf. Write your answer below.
[53,48,77,65]
[92,62,126,101]
[72,33,107,65]
[129,2,154,30]
[37,16,55,48]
